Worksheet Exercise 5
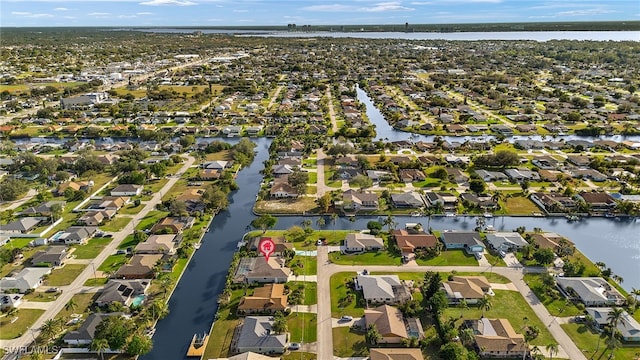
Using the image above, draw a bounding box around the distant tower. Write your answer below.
[405,22,409,32]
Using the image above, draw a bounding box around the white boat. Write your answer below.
[445,212,456,217]
[194,243,201,250]
[483,212,493,218]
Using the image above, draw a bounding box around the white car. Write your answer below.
[289,343,301,350]
[340,315,353,322]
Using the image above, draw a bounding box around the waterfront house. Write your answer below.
[0,267,52,293]
[424,192,458,210]
[270,182,298,199]
[237,284,288,315]
[63,313,120,346]
[94,279,150,308]
[134,234,181,255]
[485,232,528,252]
[585,308,640,342]
[341,190,379,212]
[530,192,577,213]
[234,257,291,284]
[529,233,572,250]
[390,192,425,208]
[440,231,485,255]
[151,216,195,234]
[577,192,616,212]
[248,237,293,257]
[442,276,492,304]
[364,305,423,344]
[369,348,424,360]
[236,316,288,354]
[344,233,384,252]
[465,318,527,358]
[556,277,625,306]
[392,228,438,254]
[115,254,163,279]
[355,274,412,305]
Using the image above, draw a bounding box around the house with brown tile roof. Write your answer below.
[233,257,291,284]
[466,318,527,358]
[176,188,204,202]
[248,236,293,256]
[364,305,423,344]
[442,276,492,304]
[151,216,195,234]
[578,192,616,212]
[369,348,424,360]
[237,283,288,315]
[115,254,162,279]
[134,234,181,255]
[392,229,438,253]
[529,233,572,250]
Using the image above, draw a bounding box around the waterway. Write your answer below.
[141,138,270,360]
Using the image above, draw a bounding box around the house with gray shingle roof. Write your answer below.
[0,267,52,293]
[1,217,42,234]
[236,316,288,354]
[556,277,625,306]
[355,274,412,305]
[586,308,640,342]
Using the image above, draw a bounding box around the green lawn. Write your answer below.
[290,255,317,276]
[442,290,554,346]
[83,277,109,286]
[6,238,33,249]
[118,203,145,215]
[0,309,45,339]
[503,195,540,215]
[136,210,170,231]
[329,251,401,266]
[308,172,318,184]
[146,178,169,193]
[287,313,317,342]
[561,323,640,360]
[377,271,511,284]
[330,272,364,318]
[332,327,368,357]
[22,291,60,302]
[282,353,316,360]
[201,289,244,359]
[98,254,128,272]
[100,217,132,232]
[46,264,86,286]
[287,281,317,305]
[72,237,113,259]
[415,249,479,266]
[523,274,583,317]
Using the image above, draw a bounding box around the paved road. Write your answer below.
[315,246,586,360]
[0,155,195,355]
[0,189,37,212]
[267,85,284,110]
[315,148,332,198]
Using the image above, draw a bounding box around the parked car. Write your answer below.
[289,343,301,350]
[499,251,506,258]
[46,287,60,293]
[574,315,587,323]
[340,315,353,322]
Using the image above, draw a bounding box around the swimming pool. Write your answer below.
[49,231,64,242]
[131,295,145,307]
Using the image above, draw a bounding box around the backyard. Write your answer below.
[46,264,86,286]
[0,309,45,339]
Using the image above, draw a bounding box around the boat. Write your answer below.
[186,333,209,357]
[194,243,201,250]
[445,212,456,217]
[483,212,493,218]
[410,211,421,217]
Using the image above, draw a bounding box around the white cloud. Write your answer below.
[11,11,54,17]
[362,1,414,12]
[136,11,153,15]
[118,14,137,18]
[301,4,353,12]
[139,0,197,6]
[88,11,110,15]
[556,8,614,16]
[53,7,68,11]
[302,1,413,12]
[409,2,433,5]
[233,9,248,12]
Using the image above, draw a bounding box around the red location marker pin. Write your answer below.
[259,237,275,263]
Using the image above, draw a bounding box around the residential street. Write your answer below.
[0,155,195,354]
[314,246,586,360]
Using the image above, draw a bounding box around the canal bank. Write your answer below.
[141,138,270,360]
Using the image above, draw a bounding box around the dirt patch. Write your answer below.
[255,198,317,214]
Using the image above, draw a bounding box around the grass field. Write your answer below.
[100,217,132,232]
[135,210,169,231]
[502,195,540,215]
[201,289,243,359]
[0,82,84,94]
[282,353,316,360]
[523,273,583,317]
[98,254,128,272]
[83,277,108,286]
[287,281,317,305]
[330,272,364,318]
[118,203,145,215]
[415,249,479,266]
[442,290,554,346]
[0,309,45,339]
[46,264,86,286]
[287,313,317,342]
[53,293,95,323]
[22,291,60,302]
[254,198,318,214]
[376,271,511,285]
[72,236,113,259]
[332,327,368,357]
[291,255,317,276]
[561,323,640,360]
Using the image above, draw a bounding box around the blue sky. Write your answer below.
[2,0,639,27]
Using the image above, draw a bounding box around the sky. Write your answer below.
[2,0,639,27]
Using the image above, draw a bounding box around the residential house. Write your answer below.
[466,318,527,358]
[556,277,625,306]
[151,216,195,234]
[567,155,591,167]
[485,232,528,252]
[0,293,23,310]
[0,267,52,293]
[585,308,640,342]
[236,316,288,354]
[201,160,230,170]
[237,284,288,315]
[355,274,412,305]
[392,229,438,254]
[199,168,221,180]
[223,352,278,360]
[30,246,69,267]
[398,169,426,183]
[114,254,163,279]
[78,210,115,226]
[531,156,560,170]
[1,217,42,234]
[440,231,485,255]
[475,170,507,182]
[248,236,293,257]
[86,196,128,211]
[110,184,143,197]
[57,226,97,245]
[344,233,384,252]
[578,192,616,212]
[460,193,498,209]
[442,276,492,304]
[569,168,608,182]
[341,190,379,212]
[538,170,563,182]
[530,192,577,213]
[94,279,150,307]
[366,170,392,183]
[234,257,291,284]
[369,348,424,360]
[63,313,120,346]
[134,234,181,255]
[504,168,540,182]
[446,168,470,184]
[17,201,66,216]
[424,192,458,210]
[364,305,423,344]
[272,165,295,178]
[270,182,298,199]
[529,233,572,250]
[390,192,425,208]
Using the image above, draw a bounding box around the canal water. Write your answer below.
[141,138,270,360]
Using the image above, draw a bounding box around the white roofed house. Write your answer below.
[586,307,640,342]
[235,316,288,354]
[344,233,384,252]
[556,277,625,307]
[355,273,412,305]
[110,184,143,197]
[485,232,528,252]
[0,267,52,293]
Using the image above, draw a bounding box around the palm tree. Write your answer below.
[605,330,621,359]
[148,300,169,322]
[459,298,469,318]
[40,318,58,343]
[158,276,174,298]
[546,342,559,360]
[90,337,110,360]
[366,324,382,345]
[459,327,475,347]
[631,288,640,302]
[65,298,78,313]
[382,214,397,233]
[478,295,492,317]
[316,216,326,229]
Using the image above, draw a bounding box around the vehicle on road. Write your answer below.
[289,343,300,350]
[340,315,353,322]
[46,287,60,293]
